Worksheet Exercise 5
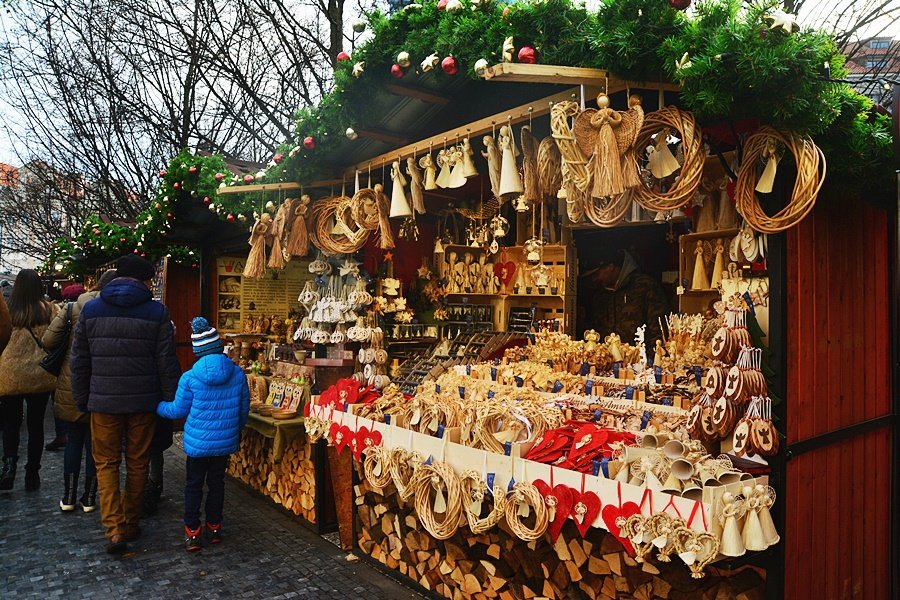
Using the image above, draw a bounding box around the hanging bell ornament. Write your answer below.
[441,56,458,75]
[514,195,528,212]
[345,127,358,140]
[434,238,445,254]
[397,51,411,68]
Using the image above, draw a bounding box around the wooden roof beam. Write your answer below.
[357,128,411,145]
[345,85,599,175]
[481,63,681,92]
[386,83,451,105]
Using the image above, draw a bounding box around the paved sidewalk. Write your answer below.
[0,417,422,600]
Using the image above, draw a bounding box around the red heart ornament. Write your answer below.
[352,426,383,462]
[601,501,641,555]
[333,424,353,454]
[534,480,575,542]
[570,490,602,538]
[329,422,340,444]
[493,261,516,285]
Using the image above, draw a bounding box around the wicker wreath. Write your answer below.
[311,195,371,254]
[735,126,826,233]
[633,106,704,212]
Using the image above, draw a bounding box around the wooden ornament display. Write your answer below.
[735,126,826,233]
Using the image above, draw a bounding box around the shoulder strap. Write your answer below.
[27,327,44,351]
[65,301,73,325]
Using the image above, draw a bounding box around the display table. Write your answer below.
[229,413,336,531]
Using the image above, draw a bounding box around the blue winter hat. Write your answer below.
[191,317,224,358]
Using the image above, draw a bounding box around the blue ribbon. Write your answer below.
[593,409,602,421]
[612,363,621,378]
[486,473,495,496]
[491,367,497,381]
[585,379,594,395]
[592,460,602,477]
[640,411,652,430]
[458,386,465,399]
[580,362,590,376]
[487,390,495,399]
[504,442,512,456]
[552,380,563,393]
[625,385,635,400]
[436,424,445,438]
[601,457,610,479]
[654,365,663,384]
[384,414,391,425]
[435,384,441,393]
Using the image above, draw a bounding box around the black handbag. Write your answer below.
[35,302,72,377]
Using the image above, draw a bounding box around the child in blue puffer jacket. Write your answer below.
[157,317,249,551]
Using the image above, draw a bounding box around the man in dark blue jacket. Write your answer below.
[70,255,181,554]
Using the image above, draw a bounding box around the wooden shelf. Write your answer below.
[481,63,682,92]
[304,358,356,368]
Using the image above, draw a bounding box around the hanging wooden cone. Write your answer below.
[755,138,780,193]
[498,125,523,197]
[389,160,412,218]
[419,153,437,190]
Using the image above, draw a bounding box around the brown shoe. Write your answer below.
[123,526,142,542]
[106,535,128,555]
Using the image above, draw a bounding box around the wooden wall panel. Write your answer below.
[784,193,891,600]
[165,262,201,372]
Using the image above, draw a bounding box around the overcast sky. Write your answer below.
[0,0,898,167]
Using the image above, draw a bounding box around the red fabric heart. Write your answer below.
[534,480,575,542]
[493,261,516,285]
[601,501,641,555]
[570,490,602,538]
[333,424,353,455]
[328,422,340,443]
[352,426,383,462]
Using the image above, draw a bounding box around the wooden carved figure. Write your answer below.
[574,93,643,199]
[691,240,709,290]
[482,135,502,197]
[406,157,425,214]
[710,240,725,289]
[520,125,541,204]
[244,213,272,278]
[419,153,437,191]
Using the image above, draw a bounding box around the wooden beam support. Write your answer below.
[386,83,450,105]
[357,128,411,145]
[216,180,340,195]
[481,63,681,93]
[346,86,598,175]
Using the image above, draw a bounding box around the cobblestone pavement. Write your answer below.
[1,415,423,600]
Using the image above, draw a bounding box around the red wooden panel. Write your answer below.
[784,192,891,599]
[165,262,201,372]
[784,429,891,600]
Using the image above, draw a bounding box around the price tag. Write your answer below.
[458,386,466,399]
[742,291,757,316]
[593,409,602,421]
[601,457,610,479]
[486,473,495,496]
[546,359,554,368]
[661,397,673,406]
[487,390,495,399]
[435,384,441,393]
[507,476,516,493]
[514,376,524,388]
[592,460,601,477]
[343,401,349,412]
[384,414,391,425]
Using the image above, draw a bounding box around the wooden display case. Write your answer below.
[677,229,738,314]
[438,244,576,335]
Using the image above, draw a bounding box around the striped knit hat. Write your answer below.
[191,317,224,358]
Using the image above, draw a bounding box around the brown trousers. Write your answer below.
[91,412,157,539]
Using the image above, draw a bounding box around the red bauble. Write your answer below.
[337,51,351,62]
[273,153,284,164]
[188,166,198,174]
[159,170,167,177]
[203,196,211,204]
[518,46,537,64]
[441,56,458,75]
[119,237,126,242]
[92,229,100,235]
[437,0,447,9]
[172,182,181,190]
[214,172,225,181]
[243,174,255,183]
[303,136,316,150]
[226,214,236,222]
[502,6,509,16]
[166,212,174,219]
[390,63,405,78]
[668,0,691,10]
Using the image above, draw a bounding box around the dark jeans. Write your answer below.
[0,394,49,472]
[184,455,228,529]
[63,420,96,481]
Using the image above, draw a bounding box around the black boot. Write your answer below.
[0,457,17,491]
[141,478,163,517]
[60,473,78,511]
[45,435,67,451]
[24,467,40,492]
[80,477,97,513]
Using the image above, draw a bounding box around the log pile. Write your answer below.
[354,472,765,600]
[228,429,317,523]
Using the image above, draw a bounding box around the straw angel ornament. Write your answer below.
[574,93,644,199]
[481,135,501,197]
[244,213,272,278]
[718,492,747,557]
[741,485,768,551]
[498,125,523,197]
[419,152,437,190]
[406,157,426,214]
[520,125,541,204]
[691,240,709,290]
[389,160,412,218]
[268,202,288,270]
[435,149,452,188]
[461,137,478,178]
[710,239,726,289]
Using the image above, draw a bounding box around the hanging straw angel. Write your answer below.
[710,239,726,289]
[268,202,288,270]
[406,157,425,214]
[574,93,643,199]
[481,135,501,197]
[244,213,272,278]
[647,128,682,179]
[498,124,523,197]
[741,485,768,551]
[419,152,437,191]
[691,240,709,290]
[285,194,311,257]
[461,137,478,178]
[718,492,747,557]
[520,125,541,204]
